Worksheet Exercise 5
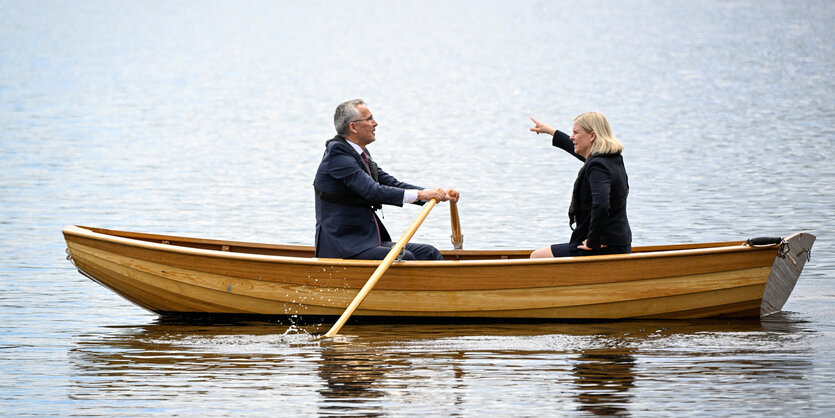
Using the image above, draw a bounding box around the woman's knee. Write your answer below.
[531,243,573,258]
[530,246,554,259]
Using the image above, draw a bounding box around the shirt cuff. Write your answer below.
[403,189,418,204]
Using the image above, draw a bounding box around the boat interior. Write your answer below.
[72,225,745,261]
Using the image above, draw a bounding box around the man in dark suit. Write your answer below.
[313,99,459,260]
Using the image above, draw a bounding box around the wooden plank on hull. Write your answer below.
[69,241,771,318]
[67,233,777,291]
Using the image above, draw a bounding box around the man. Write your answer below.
[313,99,459,260]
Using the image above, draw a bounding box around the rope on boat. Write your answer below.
[395,247,406,262]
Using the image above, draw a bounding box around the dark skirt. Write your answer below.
[550,243,632,258]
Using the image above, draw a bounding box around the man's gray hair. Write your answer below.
[334,99,366,135]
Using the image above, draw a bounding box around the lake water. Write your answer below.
[2,0,834,415]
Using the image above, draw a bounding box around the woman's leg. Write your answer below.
[530,246,555,258]
[530,243,573,258]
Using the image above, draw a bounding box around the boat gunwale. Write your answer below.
[62,224,770,268]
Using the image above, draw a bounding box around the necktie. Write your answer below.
[361,151,382,245]
[360,151,372,174]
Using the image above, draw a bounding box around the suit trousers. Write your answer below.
[349,241,443,261]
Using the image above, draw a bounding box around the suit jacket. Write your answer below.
[553,131,632,249]
[313,135,423,258]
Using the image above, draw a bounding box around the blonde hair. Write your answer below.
[575,111,623,155]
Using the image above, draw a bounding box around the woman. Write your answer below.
[529,112,632,258]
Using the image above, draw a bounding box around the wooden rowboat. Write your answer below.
[62,225,815,320]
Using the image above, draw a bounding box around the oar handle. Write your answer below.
[325,199,438,337]
[450,201,463,250]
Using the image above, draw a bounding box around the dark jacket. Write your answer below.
[553,130,631,250]
[313,136,423,258]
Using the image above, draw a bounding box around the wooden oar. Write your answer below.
[324,198,438,337]
[449,201,463,249]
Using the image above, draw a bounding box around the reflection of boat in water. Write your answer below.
[572,350,636,416]
[63,225,815,320]
[67,318,815,416]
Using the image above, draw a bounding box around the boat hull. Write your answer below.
[62,226,815,320]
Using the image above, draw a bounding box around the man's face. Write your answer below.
[350,104,377,146]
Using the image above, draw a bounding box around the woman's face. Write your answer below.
[570,121,595,158]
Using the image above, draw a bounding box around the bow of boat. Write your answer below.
[760,232,815,316]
